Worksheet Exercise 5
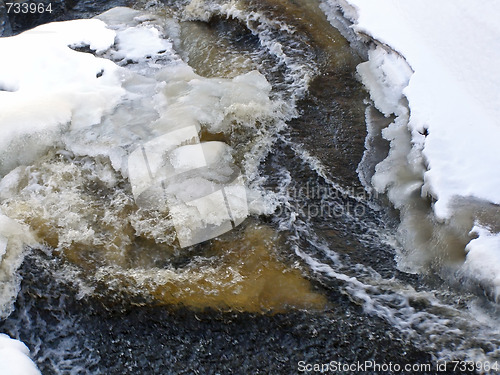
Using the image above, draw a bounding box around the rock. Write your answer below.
[3,0,131,35]
[0,2,12,36]
[5,0,68,35]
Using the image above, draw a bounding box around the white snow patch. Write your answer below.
[332,0,500,293]
[0,334,40,375]
[344,0,500,218]
[115,26,171,60]
[0,19,124,176]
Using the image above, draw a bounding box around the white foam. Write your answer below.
[0,213,37,319]
[0,334,40,375]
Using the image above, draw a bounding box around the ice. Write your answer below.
[341,0,500,218]
[223,175,249,226]
[464,226,500,300]
[127,122,248,247]
[168,172,248,248]
[0,6,280,259]
[125,63,266,247]
[128,126,201,199]
[170,190,234,248]
[332,0,500,293]
[0,4,292,327]
[156,69,274,135]
[0,19,124,176]
[356,46,412,117]
[0,334,40,375]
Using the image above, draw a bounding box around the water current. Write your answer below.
[1,0,499,374]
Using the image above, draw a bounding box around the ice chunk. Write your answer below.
[127,124,248,247]
[128,126,201,199]
[169,175,248,248]
[464,226,500,300]
[169,144,208,172]
[223,175,249,226]
[356,46,412,117]
[171,190,234,248]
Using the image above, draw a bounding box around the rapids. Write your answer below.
[0,0,499,373]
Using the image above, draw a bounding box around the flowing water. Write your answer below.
[1,0,500,374]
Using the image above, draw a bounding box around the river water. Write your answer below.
[1,0,499,374]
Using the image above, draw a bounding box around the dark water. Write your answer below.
[0,1,498,374]
[2,248,435,374]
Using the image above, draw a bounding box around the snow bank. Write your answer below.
[328,0,500,295]
[0,19,123,176]
[343,0,500,217]
[0,334,40,375]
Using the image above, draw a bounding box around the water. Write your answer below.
[1,0,499,374]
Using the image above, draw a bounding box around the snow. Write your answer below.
[344,0,500,219]
[333,0,500,296]
[464,226,500,298]
[0,19,123,176]
[95,7,175,63]
[115,26,170,60]
[0,334,40,375]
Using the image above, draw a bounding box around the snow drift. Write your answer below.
[323,0,500,298]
